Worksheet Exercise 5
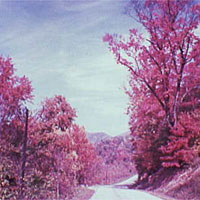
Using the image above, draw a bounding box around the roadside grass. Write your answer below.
[149,158,200,200]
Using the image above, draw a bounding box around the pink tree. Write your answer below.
[25,96,102,199]
[67,124,103,186]
[0,56,33,135]
[0,56,33,199]
[0,58,101,199]
[104,0,200,179]
[35,95,77,133]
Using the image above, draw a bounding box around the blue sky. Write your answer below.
[0,0,137,136]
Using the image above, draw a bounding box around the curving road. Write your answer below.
[89,175,162,200]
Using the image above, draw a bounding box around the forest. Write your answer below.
[1,0,200,199]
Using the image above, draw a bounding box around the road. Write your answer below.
[89,175,162,200]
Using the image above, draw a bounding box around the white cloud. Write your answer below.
[0,0,133,136]
[57,0,102,12]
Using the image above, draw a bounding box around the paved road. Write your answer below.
[89,176,162,200]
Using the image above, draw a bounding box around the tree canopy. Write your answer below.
[104,0,200,179]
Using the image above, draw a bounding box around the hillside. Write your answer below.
[154,158,200,200]
[87,131,136,185]
[88,132,200,199]
[130,158,200,200]
[86,132,111,144]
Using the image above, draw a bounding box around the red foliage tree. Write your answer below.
[104,0,200,179]
[26,128,77,199]
[0,56,33,199]
[0,56,33,135]
[26,125,101,199]
[24,96,102,199]
[0,59,101,199]
[67,124,103,186]
[36,95,77,133]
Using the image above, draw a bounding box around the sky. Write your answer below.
[0,0,138,136]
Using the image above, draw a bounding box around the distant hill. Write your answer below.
[118,131,131,138]
[87,131,131,144]
[88,131,135,184]
[86,132,111,144]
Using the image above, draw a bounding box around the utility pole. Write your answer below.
[20,107,29,196]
